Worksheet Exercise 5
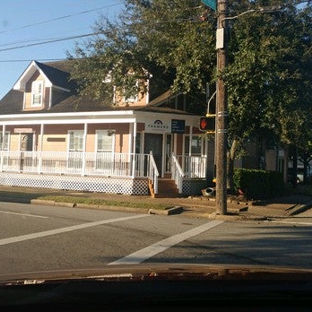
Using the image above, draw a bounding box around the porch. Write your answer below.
[0,151,208,196]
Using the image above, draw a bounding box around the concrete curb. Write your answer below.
[288,201,312,216]
[148,206,183,216]
[30,199,56,205]
[4,195,312,220]
[31,199,76,208]
[30,198,176,215]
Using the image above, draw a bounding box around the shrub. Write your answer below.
[233,168,285,200]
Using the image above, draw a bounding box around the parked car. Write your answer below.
[288,167,312,184]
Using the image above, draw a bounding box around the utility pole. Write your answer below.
[215,0,228,215]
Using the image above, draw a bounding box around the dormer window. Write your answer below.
[31,81,43,106]
[124,92,138,103]
[123,81,138,103]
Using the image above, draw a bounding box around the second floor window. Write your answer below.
[123,80,139,103]
[31,81,43,106]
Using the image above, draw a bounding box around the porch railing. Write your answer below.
[0,151,152,178]
[176,155,207,178]
[0,151,206,180]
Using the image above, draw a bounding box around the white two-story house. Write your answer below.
[0,60,211,196]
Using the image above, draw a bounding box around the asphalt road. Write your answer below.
[0,200,312,278]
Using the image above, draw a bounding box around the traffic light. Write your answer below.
[199,116,215,132]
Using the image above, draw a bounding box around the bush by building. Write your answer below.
[233,168,285,200]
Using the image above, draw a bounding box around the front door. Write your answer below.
[20,133,33,151]
[165,134,172,173]
[20,133,34,171]
[144,133,163,175]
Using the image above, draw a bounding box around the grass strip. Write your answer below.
[0,191,173,210]
[37,195,170,210]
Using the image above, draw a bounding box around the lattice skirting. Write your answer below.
[0,173,206,196]
[0,173,149,195]
[182,179,207,196]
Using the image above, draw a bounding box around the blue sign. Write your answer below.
[171,119,185,133]
[201,0,216,11]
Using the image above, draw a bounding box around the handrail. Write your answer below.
[171,153,184,193]
[148,152,159,194]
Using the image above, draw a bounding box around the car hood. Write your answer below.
[1,263,312,284]
[1,263,312,309]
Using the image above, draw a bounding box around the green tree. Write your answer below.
[68,0,312,191]
[225,0,312,189]
[68,0,216,104]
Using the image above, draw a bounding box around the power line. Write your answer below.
[0,58,65,63]
[0,13,207,53]
[0,2,123,35]
[0,31,103,52]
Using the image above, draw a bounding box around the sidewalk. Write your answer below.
[173,193,312,220]
[0,185,312,220]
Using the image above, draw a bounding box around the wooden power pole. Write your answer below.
[215,0,228,215]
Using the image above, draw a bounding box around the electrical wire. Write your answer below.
[0,2,123,35]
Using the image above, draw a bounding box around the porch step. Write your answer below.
[149,178,181,198]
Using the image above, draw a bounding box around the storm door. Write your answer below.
[144,133,163,175]
[165,134,172,173]
[20,133,33,151]
[20,133,34,171]
[68,130,84,170]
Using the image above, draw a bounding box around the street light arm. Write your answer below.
[207,90,217,116]
[221,5,282,26]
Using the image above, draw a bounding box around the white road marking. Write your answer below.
[0,214,149,246]
[0,210,48,219]
[270,220,312,226]
[108,219,224,265]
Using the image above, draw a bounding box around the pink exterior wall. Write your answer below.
[4,123,133,153]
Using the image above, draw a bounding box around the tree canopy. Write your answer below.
[68,0,312,174]
[68,0,216,103]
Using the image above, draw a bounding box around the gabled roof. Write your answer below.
[13,60,76,92]
[148,89,180,107]
[35,61,76,90]
[0,59,197,117]
[0,90,24,114]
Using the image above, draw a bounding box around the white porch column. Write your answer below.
[39,123,44,151]
[38,123,44,173]
[161,132,166,177]
[0,124,5,172]
[141,131,145,176]
[188,126,194,177]
[181,133,185,172]
[173,133,177,156]
[189,126,193,156]
[81,123,88,176]
[130,122,137,178]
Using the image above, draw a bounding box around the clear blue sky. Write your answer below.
[0,0,124,99]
